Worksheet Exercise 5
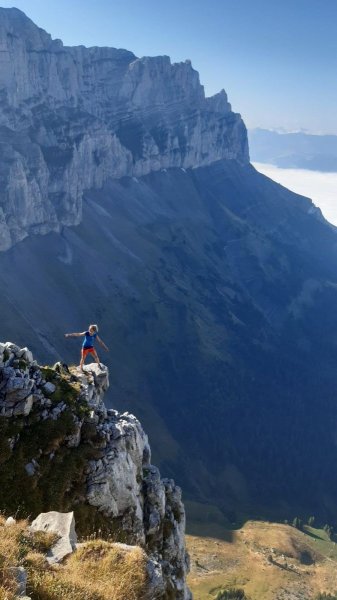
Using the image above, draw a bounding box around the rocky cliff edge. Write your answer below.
[0,340,191,599]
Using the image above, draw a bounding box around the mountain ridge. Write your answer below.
[0,7,247,251]
[2,8,337,528]
[249,128,337,172]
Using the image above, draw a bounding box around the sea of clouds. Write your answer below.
[253,162,337,226]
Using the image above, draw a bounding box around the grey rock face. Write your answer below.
[30,511,77,564]
[0,343,191,599]
[0,8,248,250]
[0,343,36,417]
[3,566,28,597]
[78,370,191,598]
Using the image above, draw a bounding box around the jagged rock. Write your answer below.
[4,343,21,354]
[17,348,34,363]
[30,511,77,564]
[83,363,110,400]
[43,382,56,394]
[0,362,35,418]
[83,392,190,597]
[0,346,191,597]
[86,412,151,537]
[5,516,16,527]
[15,394,34,416]
[146,556,166,599]
[0,343,6,364]
[0,8,248,251]
[5,376,34,399]
[143,466,166,536]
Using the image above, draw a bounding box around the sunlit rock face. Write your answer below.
[0,7,248,250]
[0,344,191,599]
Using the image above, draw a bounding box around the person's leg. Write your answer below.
[80,348,86,371]
[93,349,100,366]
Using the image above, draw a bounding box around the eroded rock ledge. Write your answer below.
[0,341,191,599]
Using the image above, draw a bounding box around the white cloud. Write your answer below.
[253,162,337,226]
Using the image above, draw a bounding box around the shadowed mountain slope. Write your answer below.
[1,9,337,524]
[2,158,337,522]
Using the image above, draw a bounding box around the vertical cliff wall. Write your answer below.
[0,7,248,250]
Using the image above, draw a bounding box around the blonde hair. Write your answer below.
[89,324,98,333]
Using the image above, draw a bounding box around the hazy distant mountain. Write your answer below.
[249,128,337,171]
[3,9,337,524]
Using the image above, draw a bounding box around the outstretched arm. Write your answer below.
[97,335,109,351]
[64,332,86,338]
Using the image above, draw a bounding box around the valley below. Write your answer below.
[187,516,337,600]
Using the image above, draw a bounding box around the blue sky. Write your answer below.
[1,0,337,133]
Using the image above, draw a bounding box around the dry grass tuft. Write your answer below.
[0,516,27,598]
[0,516,149,600]
[0,585,16,600]
[28,540,149,600]
[0,516,27,567]
[0,515,57,567]
[68,541,148,598]
[0,515,57,598]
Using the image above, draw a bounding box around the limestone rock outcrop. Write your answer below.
[0,342,191,599]
[0,7,249,250]
[30,511,77,564]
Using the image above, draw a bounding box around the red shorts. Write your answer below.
[82,347,95,358]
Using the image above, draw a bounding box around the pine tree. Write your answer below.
[216,589,248,600]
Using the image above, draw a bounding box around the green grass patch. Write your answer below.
[304,526,337,561]
[0,366,94,524]
[40,367,86,414]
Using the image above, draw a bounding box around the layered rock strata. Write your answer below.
[0,7,249,250]
[0,341,191,599]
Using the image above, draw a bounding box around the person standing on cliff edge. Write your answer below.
[64,324,109,371]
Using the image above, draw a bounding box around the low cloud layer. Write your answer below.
[253,162,337,226]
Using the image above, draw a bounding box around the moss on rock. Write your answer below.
[0,365,100,531]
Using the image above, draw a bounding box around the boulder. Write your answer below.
[43,382,56,394]
[86,363,109,393]
[6,377,34,402]
[14,394,34,417]
[30,511,77,564]
[4,342,21,354]
[22,348,34,363]
[3,566,27,597]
